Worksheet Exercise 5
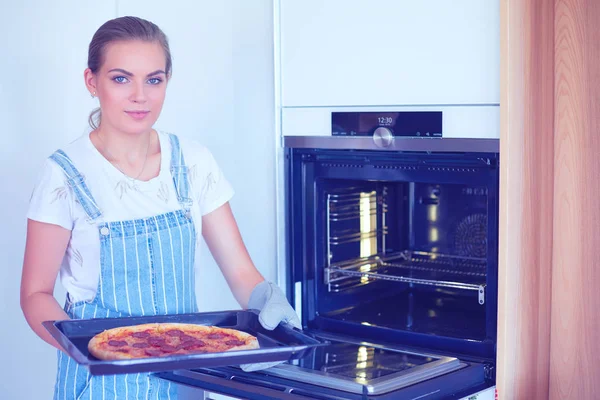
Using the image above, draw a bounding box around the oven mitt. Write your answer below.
[240,280,301,372]
[248,280,301,331]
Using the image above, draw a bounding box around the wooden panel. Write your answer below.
[498,0,554,398]
[550,0,600,398]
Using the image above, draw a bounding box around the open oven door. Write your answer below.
[153,331,496,400]
[154,361,494,400]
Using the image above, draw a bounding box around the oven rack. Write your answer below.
[324,252,486,305]
[327,189,388,248]
[328,193,385,223]
[327,190,378,202]
[329,228,389,246]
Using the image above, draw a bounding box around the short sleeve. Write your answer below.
[189,148,235,216]
[26,159,74,230]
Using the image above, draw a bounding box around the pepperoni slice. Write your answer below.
[148,337,166,347]
[225,339,246,346]
[176,339,205,350]
[160,344,177,353]
[132,331,150,339]
[179,334,195,342]
[207,333,226,340]
[132,342,150,349]
[108,340,128,347]
[145,349,162,357]
[166,329,184,337]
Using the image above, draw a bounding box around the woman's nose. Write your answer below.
[130,82,147,103]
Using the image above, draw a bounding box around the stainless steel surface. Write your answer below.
[324,252,487,303]
[284,136,499,153]
[373,127,394,148]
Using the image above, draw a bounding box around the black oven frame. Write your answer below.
[285,137,499,361]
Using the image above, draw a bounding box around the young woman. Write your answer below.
[20,16,299,399]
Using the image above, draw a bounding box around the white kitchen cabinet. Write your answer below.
[279,0,500,107]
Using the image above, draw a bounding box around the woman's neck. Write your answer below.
[93,126,155,165]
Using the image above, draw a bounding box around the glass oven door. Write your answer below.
[259,332,463,395]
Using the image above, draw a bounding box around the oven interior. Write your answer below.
[319,180,489,340]
[289,149,499,360]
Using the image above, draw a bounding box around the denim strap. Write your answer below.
[49,149,102,222]
[168,134,193,210]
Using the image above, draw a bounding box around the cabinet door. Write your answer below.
[279,0,500,107]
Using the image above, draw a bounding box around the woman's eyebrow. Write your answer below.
[147,70,166,77]
[108,68,133,76]
[107,68,166,77]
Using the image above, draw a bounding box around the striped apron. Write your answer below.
[50,134,196,399]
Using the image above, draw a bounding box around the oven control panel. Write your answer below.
[332,111,443,142]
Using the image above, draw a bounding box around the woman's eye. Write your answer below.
[148,78,162,85]
[113,76,128,84]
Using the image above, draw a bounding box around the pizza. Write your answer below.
[88,323,259,360]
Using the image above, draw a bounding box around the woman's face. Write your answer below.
[85,40,168,135]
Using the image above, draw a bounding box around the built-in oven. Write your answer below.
[157,111,499,399]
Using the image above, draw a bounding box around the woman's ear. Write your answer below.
[84,68,97,96]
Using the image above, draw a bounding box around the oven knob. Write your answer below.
[373,127,394,148]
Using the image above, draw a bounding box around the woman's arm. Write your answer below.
[20,219,72,351]
[202,203,265,308]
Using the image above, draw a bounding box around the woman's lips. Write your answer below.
[125,111,150,120]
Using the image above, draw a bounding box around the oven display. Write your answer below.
[332,111,443,137]
[377,116,394,126]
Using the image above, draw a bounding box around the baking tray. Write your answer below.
[42,309,329,376]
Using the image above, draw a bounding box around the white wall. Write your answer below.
[0,1,275,399]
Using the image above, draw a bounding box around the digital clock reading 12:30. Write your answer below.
[377,116,394,126]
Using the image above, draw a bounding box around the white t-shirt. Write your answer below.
[27,131,234,303]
